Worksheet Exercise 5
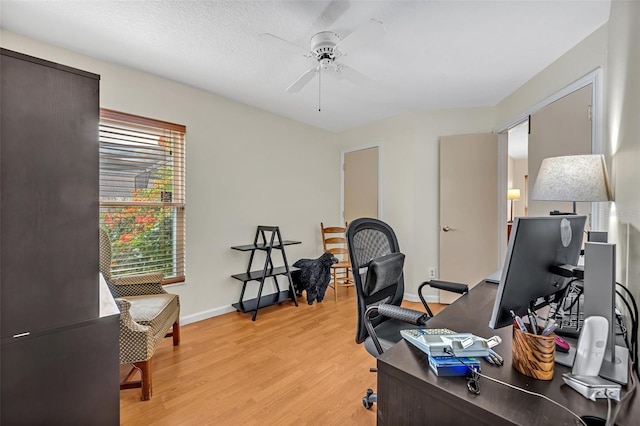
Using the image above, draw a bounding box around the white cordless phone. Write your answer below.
[572,316,609,376]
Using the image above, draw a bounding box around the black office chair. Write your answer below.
[346,217,469,409]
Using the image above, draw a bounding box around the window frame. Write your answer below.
[99,108,186,284]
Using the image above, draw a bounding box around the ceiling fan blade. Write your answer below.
[258,33,311,58]
[286,67,319,93]
[336,18,386,54]
[334,63,371,85]
[308,0,351,34]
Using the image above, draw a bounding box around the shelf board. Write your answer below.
[231,266,299,282]
[232,291,294,313]
[231,241,301,251]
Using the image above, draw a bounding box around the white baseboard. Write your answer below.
[180,305,236,326]
[404,293,439,303]
[181,293,440,326]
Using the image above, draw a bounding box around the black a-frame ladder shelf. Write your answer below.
[231,226,300,321]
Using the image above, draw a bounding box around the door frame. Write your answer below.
[496,68,603,261]
[340,143,383,224]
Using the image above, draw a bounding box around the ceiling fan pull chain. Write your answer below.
[318,66,322,112]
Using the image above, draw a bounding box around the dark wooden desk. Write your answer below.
[377,282,638,425]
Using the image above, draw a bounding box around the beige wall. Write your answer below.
[605,0,640,321]
[4,1,639,327]
[495,24,608,128]
[496,0,640,347]
[1,30,340,323]
[336,108,496,298]
[527,84,593,217]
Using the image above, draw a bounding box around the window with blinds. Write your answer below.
[99,109,186,284]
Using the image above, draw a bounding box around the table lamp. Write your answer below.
[508,189,521,222]
[530,154,613,214]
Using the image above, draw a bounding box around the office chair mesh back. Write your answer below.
[347,218,405,344]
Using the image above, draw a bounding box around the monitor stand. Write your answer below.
[583,242,628,385]
[599,346,630,385]
[555,243,629,385]
[555,344,576,368]
[555,342,629,386]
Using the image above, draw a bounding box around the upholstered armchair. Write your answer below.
[99,228,180,401]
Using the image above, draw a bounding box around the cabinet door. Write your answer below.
[0,51,100,338]
[1,316,120,425]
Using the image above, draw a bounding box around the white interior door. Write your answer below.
[439,133,500,303]
[343,147,379,223]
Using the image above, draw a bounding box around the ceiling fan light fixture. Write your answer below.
[310,31,341,60]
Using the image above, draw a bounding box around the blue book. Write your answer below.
[428,355,481,377]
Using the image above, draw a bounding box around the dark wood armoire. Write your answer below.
[1,48,119,425]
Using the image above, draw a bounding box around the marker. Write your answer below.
[510,310,528,332]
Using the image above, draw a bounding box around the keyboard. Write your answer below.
[552,291,584,338]
[555,311,584,338]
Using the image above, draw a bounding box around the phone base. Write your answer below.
[562,373,621,401]
[599,345,629,385]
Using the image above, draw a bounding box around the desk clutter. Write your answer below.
[512,321,556,380]
[401,328,503,377]
[510,310,556,380]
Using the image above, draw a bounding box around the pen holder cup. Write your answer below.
[512,323,555,380]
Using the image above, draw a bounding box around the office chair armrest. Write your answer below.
[418,280,469,316]
[426,280,468,294]
[365,304,429,355]
[377,304,429,325]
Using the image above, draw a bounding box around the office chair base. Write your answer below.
[363,388,376,409]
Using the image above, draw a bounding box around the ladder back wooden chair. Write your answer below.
[321,222,353,301]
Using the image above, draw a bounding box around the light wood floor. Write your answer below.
[120,288,445,425]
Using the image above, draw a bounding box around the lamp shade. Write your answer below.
[531,154,613,202]
[508,189,521,201]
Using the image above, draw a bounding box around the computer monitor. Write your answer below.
[489,215,587,329]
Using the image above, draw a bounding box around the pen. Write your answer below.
[527,308,538,335]
[541,322,558,336]
[510,310,528,332]
[489,349,504,365]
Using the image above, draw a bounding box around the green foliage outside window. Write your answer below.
[100,165,175,277]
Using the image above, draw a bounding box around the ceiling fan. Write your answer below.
[260,19,386,110]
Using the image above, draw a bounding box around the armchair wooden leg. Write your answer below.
[334,268,338,302]
[134,360,152,401]
[120,360,152,401]
[172,320,180,346]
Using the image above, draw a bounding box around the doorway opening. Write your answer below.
[507,120,529,229]
[341,145,381,224]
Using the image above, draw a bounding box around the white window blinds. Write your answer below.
[99,109,186,283]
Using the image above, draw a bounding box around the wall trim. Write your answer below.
[181,295,443,324]
[404,292,439,304]
[180,305,236,326]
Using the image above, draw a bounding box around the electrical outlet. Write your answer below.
[428,268,436,279]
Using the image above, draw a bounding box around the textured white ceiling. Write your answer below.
[0,1,610,132]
